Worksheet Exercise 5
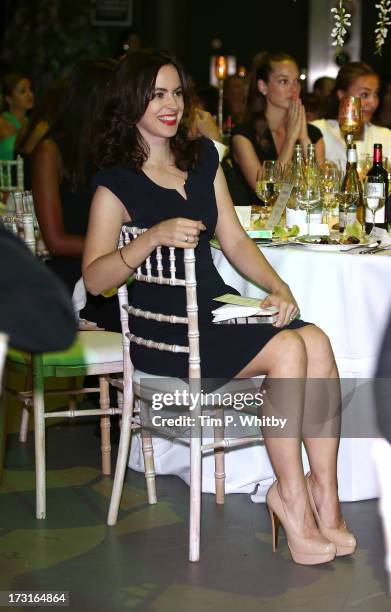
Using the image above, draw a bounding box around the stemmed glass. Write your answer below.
[255,161,281,220]
[364,181,385,238]
[319,162,339,227]
[296,165,321,235]
[357,154,372,182]
[338,96,362,146]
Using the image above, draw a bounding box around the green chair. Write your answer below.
[5,330,123,518]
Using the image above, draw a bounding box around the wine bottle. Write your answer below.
[339,144,364,232]
[365,143,389,233]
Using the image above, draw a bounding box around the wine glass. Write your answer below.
[319,162,339,227]
[255,161,281,219]
[364,181,385,238]
[338,96,362,146]
[296,165,321,235]
[357,153,372,181]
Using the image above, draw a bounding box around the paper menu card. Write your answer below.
[265,183,293,229]
[212,293,279,323]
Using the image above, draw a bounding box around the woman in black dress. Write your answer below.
[229,51,325,204]
[83,51,355,565]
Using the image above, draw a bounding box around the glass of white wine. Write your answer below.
[319,162,339,227]
[296,165,321,235]
[364,181,385,238]
[337,190,358,237]
[255,161,281,211]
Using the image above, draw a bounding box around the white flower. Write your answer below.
[375,0,391,55]
[330,1,351,50]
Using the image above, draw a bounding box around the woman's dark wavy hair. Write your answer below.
[244,51,298,151]
[324,61,378,120]
[91,50,200,171]
[48,59,116,188]
[1,72,30,111]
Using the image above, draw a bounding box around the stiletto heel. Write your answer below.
[266,480,336,565]
[305,473,356,557]
[268,507,280,552]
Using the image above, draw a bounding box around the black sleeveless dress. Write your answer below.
[92,138,307,378]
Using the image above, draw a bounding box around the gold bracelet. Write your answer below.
[119,247,135,272]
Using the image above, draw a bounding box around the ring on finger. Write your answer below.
[184,235,189,242]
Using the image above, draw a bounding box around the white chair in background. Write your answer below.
[3,221,125,518]
[107,226,264,562]
[0,156,24,194]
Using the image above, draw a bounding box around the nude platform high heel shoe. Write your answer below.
[305,473,357,557]
[266,480,336,565]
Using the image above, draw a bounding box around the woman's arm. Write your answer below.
[17,120,49,155]
[0,115,17,142]
[214,165,298,327]
[231,134,262,191]
[82,185,205,295]
[32,139,84,256]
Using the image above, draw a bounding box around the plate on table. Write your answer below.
[288,235,368,251]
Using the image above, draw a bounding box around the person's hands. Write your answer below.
[261,283,299,328]
[191,108,222,142]
[298,103,311,148]
[149,218,206,249]
[285,99,302,144]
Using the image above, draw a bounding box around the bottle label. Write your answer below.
[339,211,357,228]
[286,208,306,228]
[366,183,385,197]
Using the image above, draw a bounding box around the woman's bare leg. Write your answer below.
[294,325,343,529]
[236,329,320,538]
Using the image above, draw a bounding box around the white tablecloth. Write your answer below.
[129,245,391,501]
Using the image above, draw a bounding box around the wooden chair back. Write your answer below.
[120,225,201,379]
[0,157,24,192]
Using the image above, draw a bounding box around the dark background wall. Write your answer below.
[1,0,390,88]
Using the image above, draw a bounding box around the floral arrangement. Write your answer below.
[374,0,391,55]
[330,2,351,50]
[330,0,391,55]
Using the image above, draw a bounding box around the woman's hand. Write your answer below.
[261,283,299,328]
[298,104,311,149]
[149,218,206,249]
[285,99,302,144]
[189,108,222,142]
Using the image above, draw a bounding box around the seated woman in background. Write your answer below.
[223,74,246,126]
[229,52,324,205]
[311,62,391,168]
[15,78,68,188]
[32,59,120,331]
[0,72,34,160]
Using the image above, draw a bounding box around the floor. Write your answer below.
[0,403,390,612]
